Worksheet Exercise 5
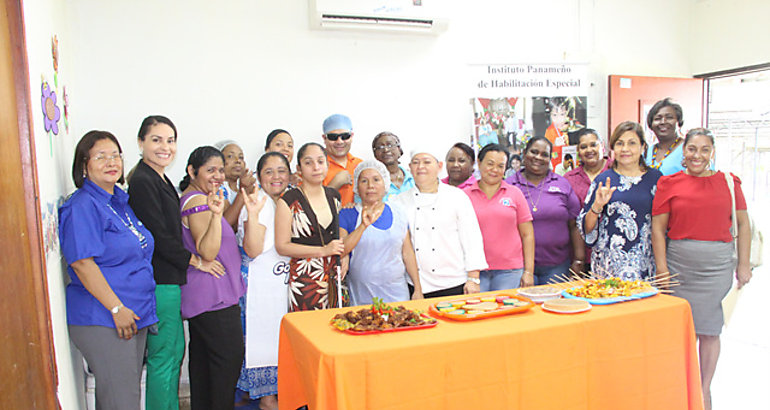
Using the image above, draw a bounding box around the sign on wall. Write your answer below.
[470,63,589,170]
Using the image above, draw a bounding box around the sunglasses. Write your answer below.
[326,132,352,141]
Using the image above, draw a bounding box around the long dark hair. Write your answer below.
[179,146,225,191]
[138,115,177,141]
[296,142,326,168]
[265,129,291,150]
[72,130,125,188]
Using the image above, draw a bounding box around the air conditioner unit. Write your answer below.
[309,0,448,35]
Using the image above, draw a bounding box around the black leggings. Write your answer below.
[188,304,244,410]
[408,283,465,299]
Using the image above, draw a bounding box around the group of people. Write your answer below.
[59,98,752,410]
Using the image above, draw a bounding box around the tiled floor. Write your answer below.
[711,200,769,409]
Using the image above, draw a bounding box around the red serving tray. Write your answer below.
[332,313,438,335]
[428,293,535,321]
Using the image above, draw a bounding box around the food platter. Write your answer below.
[517,286,562,303]
[428,294,535,321]
[330,298,438,335]
[541,298,592,314]
[561,278,659,305]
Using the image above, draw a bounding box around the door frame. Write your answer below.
[1,0,58,408]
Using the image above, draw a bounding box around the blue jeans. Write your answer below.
[533,259,570,286]
[480,268,524,292]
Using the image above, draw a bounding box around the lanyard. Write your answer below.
[106,203,148,249]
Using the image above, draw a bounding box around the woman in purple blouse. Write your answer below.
[505,136,585,286]
[178,146,264,410]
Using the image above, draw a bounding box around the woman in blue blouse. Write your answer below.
[340,160,423,304]
[59,131,158,410]
[645,98,685,175]
[578,122,662,280]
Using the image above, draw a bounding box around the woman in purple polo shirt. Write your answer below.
[178,146,262,410]
[464,144,535,291]
[505,136,585,285]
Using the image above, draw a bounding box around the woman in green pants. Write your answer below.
[128,115,225,409]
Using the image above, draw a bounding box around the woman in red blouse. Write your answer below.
[651,128,752,410]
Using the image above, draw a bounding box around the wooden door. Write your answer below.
[0,1,59,408]
[608,75,704,143]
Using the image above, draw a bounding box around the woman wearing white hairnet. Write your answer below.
[339,160,423,305]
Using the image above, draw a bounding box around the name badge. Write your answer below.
[548,186,562,193]
[499,198,513,207]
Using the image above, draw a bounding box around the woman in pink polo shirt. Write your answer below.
[463,144,535,291]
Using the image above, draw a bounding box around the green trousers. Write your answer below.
[145,284,185,410]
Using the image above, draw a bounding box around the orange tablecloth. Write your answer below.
[278,294,703,410]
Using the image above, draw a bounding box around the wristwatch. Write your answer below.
[466,277,481,285]
[111,304,124,314]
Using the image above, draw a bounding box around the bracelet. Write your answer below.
[196,256,203,270]
[573,260,584,265]
[523,270,533,275]
[590,206,603,215]
[466,277,481,285]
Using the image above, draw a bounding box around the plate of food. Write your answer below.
[562,278,658,305]
[428,294,535,321]
[330,297,437,335]
[542,298,592,314]
[517,286,562,303]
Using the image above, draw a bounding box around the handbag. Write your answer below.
[724,172,763,268]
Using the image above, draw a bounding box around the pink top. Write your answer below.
[441,175,476,190]
[463,181,533,270]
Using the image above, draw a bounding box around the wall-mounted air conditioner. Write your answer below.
[309,0,448,35]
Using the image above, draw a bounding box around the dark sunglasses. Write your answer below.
[326,132,352,141]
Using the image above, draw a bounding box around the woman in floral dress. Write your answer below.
[578,122,662,280]
[275,143,346,311]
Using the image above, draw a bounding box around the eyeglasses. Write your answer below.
[374,143,399,152]
[326,132,352,141]
[91,153,123,163]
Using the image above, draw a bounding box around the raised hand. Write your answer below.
[360,204,383,227]
[207,188,225,215]
[242,188,267,216]
[239,169,257,194]
[592,177,616,210]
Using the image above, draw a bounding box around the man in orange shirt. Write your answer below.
[322,114,362,206]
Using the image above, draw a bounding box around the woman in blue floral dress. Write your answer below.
[578,122,662,280]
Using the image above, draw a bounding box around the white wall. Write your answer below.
[689,0,770,75]
[21,0,84,408]
[22,0,763,408]
[64,0,697,185]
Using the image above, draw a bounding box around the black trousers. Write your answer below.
[408,283,465,299]
[188,304,244,410]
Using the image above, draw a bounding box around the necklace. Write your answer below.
[583,159,605,181]
[651,137,681,169]
[523,174,545,212]
[106,203,148,249]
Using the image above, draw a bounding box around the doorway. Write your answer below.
[701,65,770,410]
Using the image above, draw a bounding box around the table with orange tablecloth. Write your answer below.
[278,293,703,410]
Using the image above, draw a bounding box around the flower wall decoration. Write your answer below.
[41,82,61,135]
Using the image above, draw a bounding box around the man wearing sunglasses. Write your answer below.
[322,114,363,206]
